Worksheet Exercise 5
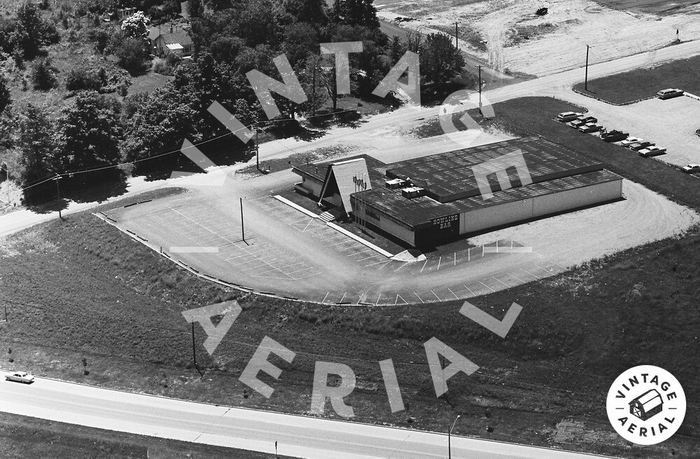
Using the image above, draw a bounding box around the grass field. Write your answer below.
[595,0,700,15]
[1,179,699,457]
[573,55,700,105]
[0,412,280,458]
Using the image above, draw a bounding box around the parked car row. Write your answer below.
[556,112,668,158]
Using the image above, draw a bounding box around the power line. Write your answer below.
[17,106,361,193]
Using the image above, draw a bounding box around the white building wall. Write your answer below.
[532,180,622,217]
[459,180,623,235]
[460,199,533,234]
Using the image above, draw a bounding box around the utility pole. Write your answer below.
[53,174,63,220]
[191,322,197,367]
[191,323,204,377]
[448,414,461,459]
[240,197,246,243]
[584,45,590,91]
[454,22,459,52]
[478,65,483,109]
[255,129,260,172]
[312,62,317,117]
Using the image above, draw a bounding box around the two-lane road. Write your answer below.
[0,377,607,458]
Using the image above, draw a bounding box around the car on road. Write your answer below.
[639,146,667,157]
[630,141,654,151]
[657,88,684,100]
[601,130,629,142]
[557,111,582,122]
[579,123,603,133]
[681,164,700,173]
[5,371,34,384]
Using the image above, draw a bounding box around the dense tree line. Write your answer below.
[2,0,468,203]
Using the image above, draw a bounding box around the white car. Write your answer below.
[5,371,34,384]
[681,164,700,173]
[619,136,641,147]
[639,146,667,157]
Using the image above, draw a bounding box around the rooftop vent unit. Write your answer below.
[385,178,409,189]
[401,187,425,199]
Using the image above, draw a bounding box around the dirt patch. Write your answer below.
[377,0,700,76]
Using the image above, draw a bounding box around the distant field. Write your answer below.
[595,0,700,14]
[573,54,700,104]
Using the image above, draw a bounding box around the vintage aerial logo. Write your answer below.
[606,365,686,445]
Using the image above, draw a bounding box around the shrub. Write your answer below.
[66,67,104,91]
[115,38,150,75]
[31,58,57,90]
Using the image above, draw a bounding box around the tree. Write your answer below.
[419,33,465,87]
[337,0,379,29]
[61,92,123,174]
[0,76,10,115]
[299,54,329,115]
[120,11,150,40]
[283,22,319,68]
[115,38,150,75]
[31,58,57,90]
[87,28,111,54]
[188,0,204,18]
[283,0,327,25]
[15,104,57,189]
[12,2,59,59]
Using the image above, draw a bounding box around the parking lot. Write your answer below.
[563,91,700,168]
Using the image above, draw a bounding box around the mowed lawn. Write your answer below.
[1,176,699,457]
[573,54,700,104]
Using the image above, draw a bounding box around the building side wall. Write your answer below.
[301,177,323,198]
[460,199,534,234]
[353,200,415,246]
[459,180,623,235]
[532,180,622,217]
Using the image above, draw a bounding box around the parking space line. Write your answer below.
[338,292,347,303]
[420,259,429,273]
[463,284,476,296]
[430,290,441,301]
[453,252,457,266]
[321,292,330,303]
[437,257,442,271]
[413,291,424,304]
[520,267,540,280]
[478,281,496,293]
[447,287,459,300]
[493,276,511,288]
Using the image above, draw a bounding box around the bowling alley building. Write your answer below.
[292,137,623,248]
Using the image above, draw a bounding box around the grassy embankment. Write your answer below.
[0,412,282,459]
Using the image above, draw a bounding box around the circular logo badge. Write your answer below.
[606,365,686,445]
